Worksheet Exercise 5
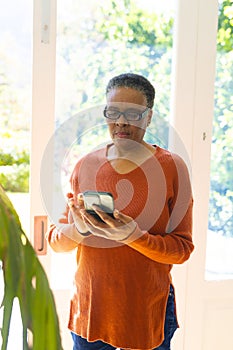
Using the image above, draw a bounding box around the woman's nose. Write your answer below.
[116,114,128,125]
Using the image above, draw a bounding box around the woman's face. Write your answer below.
[106,87,152,148]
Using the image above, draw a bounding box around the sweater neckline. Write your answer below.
[104,143,158,175]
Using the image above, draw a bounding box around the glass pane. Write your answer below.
[55,0,175,125]
[205,0,233,280]
[0,1,32,349]
[0,0,32,235]
[52,0,175,289]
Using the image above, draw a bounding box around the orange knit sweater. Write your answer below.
[47,145,194,349]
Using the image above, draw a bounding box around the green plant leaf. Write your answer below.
[0,185,63,350]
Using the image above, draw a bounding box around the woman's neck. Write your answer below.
[106,141,156,174]
[108,141,154,158]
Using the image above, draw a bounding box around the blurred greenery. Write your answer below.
[217,0,233,52]
[0,131,30,192]
[0,185,63,349]
[55,0,173,124]
[0,0,232,235]
[0,164,29,192]
[208,49,233,236]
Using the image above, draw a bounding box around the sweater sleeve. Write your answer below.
[122,199,194,264]
[46,223,81,252]
[47,158,87,253]
[46,196,83,252]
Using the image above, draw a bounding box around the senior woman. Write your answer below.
[47,73,194,350]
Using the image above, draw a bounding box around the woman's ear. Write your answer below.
[147,109,153,126]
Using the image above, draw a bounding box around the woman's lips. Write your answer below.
[115,132,130,138]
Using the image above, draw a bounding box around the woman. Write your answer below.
[47,73,194,350]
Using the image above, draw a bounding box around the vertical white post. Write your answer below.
[30,0,57,270]
[170,0,218,349]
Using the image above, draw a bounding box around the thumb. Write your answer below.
[113,209,133,224]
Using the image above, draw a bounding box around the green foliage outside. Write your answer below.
[55,0,173,124]
[0,0,233,235]
[206,0,233,236]
[0,185,63,349]
[217,0,233,52]
[0,43,30,192]
[208,50,233,236]
[0,131,29,192]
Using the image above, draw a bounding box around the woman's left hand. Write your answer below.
[80,206,137,241]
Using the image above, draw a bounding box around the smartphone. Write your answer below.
[83,191,114,221]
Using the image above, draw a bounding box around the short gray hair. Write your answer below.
[106,73,155,108]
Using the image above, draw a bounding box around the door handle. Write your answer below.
[34,216,47,255]
[38,220,45,252]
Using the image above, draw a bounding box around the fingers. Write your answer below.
[78,206,136,241]
[91,205,115,223]
[80,206,133,231]
[66,192,75,209]
[77,193,85,209]
[66,192,85,210]
[80,208,104,226]
[113,209,132,224]
[68,198,76,211]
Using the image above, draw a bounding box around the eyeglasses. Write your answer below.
[103,107,150,122]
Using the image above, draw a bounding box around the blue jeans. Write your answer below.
[71,285,178,350]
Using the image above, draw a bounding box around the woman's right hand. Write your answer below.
[67,193,90,235]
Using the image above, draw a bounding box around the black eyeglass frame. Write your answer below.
[103,106,150,122]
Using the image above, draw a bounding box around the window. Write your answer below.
[0,1,32,348]
[0,0,32,234]
[56,0,175,125]
[205,0,233,281]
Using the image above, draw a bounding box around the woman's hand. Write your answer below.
[80,205,137,241]
[67,193,90,235]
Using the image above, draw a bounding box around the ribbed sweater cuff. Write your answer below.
[119,224,145,244]
[58,223,86,243]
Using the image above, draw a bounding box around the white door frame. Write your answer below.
[30,0,57,273]
[171,1,233,349]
